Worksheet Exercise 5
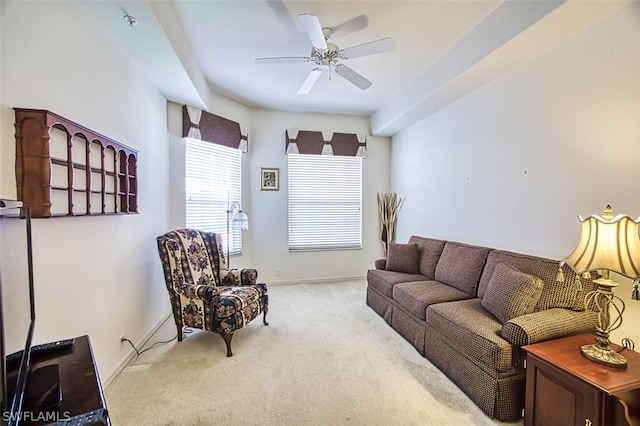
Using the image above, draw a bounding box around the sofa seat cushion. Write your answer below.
[367,269,426,298]
[408,236,446,280]
[386,242,420,274]
[215,285,262,320]
[393,280,472,320]
[426,299,514,373]
[435,242,490,296]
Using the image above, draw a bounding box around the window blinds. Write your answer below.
[185,139,243,255]
[288,154,362,251]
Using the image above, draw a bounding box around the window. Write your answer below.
[185,139,243,255]
[288,154,362,251]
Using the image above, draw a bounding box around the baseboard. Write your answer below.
[102,311,172,389]
[267,275,366,285]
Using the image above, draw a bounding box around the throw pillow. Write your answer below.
[482,263,544,323]
[386,242,420,274]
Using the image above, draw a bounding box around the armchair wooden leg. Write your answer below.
[263,306,269,326]
[220,332,234,357]
[177,324,183,342]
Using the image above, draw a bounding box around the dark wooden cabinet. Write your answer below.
[524,333,640,426]
[14,109,138,218]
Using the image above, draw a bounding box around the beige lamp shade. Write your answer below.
[564,205,640,279]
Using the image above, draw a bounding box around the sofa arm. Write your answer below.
[374,258,387,270]
[220,268,258,286]
[501,308,596,347]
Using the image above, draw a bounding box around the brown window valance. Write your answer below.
[182,105,248,152]
[285,129,366,158]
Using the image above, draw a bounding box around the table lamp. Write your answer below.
[562,205,640,369]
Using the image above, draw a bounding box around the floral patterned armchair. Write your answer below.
[156,229,268,356]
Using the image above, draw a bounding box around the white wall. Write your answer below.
[391,3,640,345]
[168,102,392,283]
[0,1,171,384]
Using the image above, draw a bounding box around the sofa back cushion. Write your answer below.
[386,242,420,274]
[434,242,490,296]
[478,249,596,312]
[408,236,446,279]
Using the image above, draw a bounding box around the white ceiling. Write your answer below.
[77,0,630,136]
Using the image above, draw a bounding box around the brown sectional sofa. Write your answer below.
[366,236,596,421]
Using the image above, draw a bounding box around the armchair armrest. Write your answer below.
[220,268,258,286]
[375,258,387,270]
[169,261,219,301]
[501,308,596,347]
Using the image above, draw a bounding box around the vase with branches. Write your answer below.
[377,192,403,257]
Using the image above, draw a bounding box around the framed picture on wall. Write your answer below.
[260,167,279,191]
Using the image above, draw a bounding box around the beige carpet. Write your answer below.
[105,280,523,426]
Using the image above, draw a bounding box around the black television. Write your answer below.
[0,200,36,426]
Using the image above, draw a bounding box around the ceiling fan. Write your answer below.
[255,14,395,94]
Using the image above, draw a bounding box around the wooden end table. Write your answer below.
[523,333,640,426]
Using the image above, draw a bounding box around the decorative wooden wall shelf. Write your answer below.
[14,108,139,218]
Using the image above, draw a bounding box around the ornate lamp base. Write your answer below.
[581,343,627,369]
[579,276,627,369]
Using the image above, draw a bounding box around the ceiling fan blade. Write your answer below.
[335,65,372,90]
[299,14,327,51]
[328,14,368,38]
[339,37,395,60]
[255,56,311,65]
[298,68,323,94]
[266,0,299,36]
